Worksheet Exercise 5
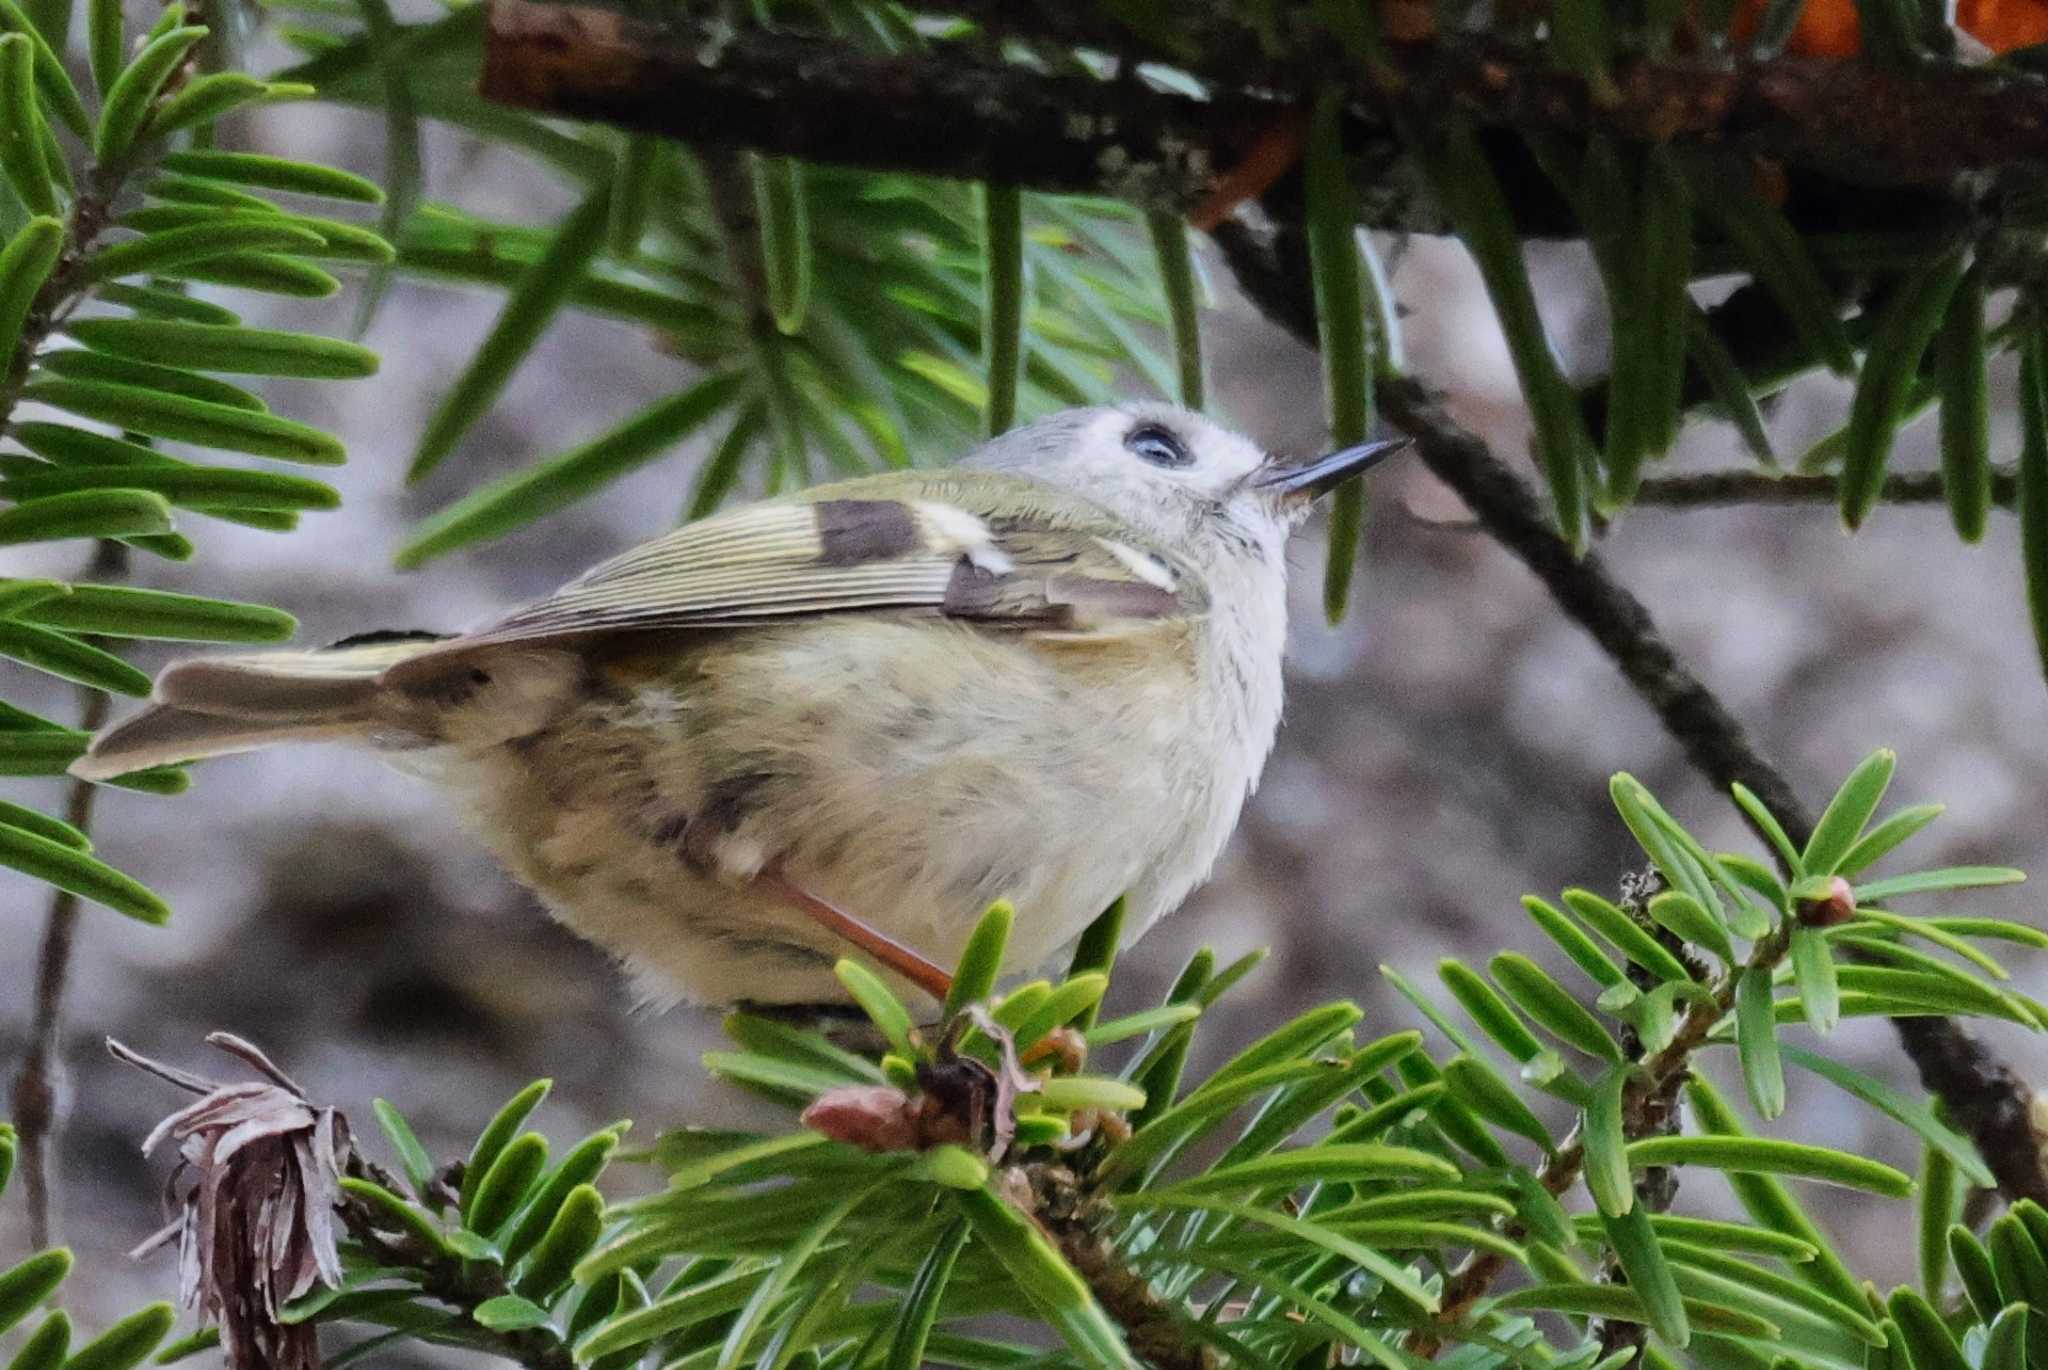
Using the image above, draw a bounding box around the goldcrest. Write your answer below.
[75,404,1401,1007]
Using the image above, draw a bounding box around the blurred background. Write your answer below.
[3,91,2044,1322]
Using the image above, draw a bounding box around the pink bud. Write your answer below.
[801,1085,922,1152]
[1798,875,1857,927]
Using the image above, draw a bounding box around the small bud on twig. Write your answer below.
[800,1007,1054,1162]
[1797,874,1858,926]
[799,1086,924,1152]
[1021,1026,1087,1074]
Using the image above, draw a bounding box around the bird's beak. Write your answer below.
[1254,437,1411,503]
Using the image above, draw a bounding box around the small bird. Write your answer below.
[75,405,1401,1008]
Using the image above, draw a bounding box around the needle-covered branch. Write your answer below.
[1414,879,1769,1355]
[480,0,1257,210]
[1012,1161,1221,1370]
[480,0,2036,236]
[1634,467,2018,509]
[1208,211,2048,1216]
[0,16,382,1251]
[929,0,2048,195]
[0,172,118,423]
[335,1186,578,1370]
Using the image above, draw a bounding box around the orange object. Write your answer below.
[1730,0,2048,54]
[1729,0,1862,55]
[1189,111,1312,232]
[1958,0,2048,50]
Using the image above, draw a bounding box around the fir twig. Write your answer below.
[478,0,2042,230]
[335,1157,577,1370]
[1633,467,2016,510]
[1590,871,1691,1368]
[1207,211,2048,1216]
[1411,873,1761,1357]
[2,151,139,1248]
[9,537,126,1249]
[0,166,120,424]
[1014,1161,1220,1370]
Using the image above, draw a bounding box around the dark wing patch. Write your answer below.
[814,500,921,565]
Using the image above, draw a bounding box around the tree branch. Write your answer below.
[1634,466,2017,510]
[1592,872,1692,1368]
[1211,209,2048,1216]
[1016,1162,1220,1370]
[479,0,2033,239]
[10,538,127,1250]
[336,1166,575,1370]
[1412,872,1746,1358]
[11,726,103,1251]
[3,151,136,1253]
[924,0,2048,196]
[480,0,1259,211]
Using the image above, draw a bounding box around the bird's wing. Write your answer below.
[429,471,1207,652]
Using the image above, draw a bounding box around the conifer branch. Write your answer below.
[479,0,1257,211]
[1633,467,2016,509]
[479,0,2030,235]
[1413,875,1765,1356]
[1014,1161,1221,1370]
[3,146,148,1251]
[1208,212,2048,1215]
[335,1163,577,1370]
[10,537,127,1249]
[0,168,121,430]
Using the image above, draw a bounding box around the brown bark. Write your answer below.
[480,0,2040,238]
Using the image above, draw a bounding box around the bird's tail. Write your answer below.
[69,635,443,781]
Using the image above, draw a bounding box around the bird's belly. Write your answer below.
[414,621,1245,1006]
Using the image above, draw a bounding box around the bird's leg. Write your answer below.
[758,869,955,1002]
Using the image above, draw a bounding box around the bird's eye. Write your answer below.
[1125,424,1191,468]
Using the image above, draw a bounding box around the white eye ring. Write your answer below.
[1125,424,1191,468]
